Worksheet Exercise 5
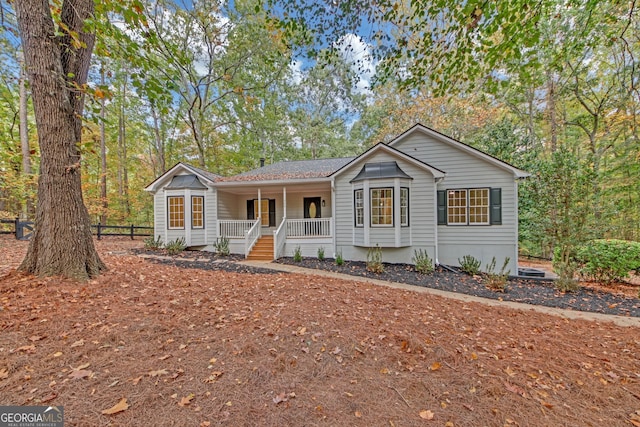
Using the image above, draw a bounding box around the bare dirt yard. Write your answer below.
[1,235,639,426]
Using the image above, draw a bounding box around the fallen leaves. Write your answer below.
[178,393,195,407]
[273,391,296,405]
[419,409,434,420]
[0,368,8,380]
[101,398,129,415]
[148,369,168,377]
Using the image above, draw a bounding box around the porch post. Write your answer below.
[283,187,287,218]
[258,188,261,224]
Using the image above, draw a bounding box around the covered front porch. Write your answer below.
[214,181,334,259]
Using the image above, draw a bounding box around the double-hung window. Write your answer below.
[168,196,185,229]
[354,189,364,227]
[371,188,393,226]
[400,188,409,226]
[192,196,204,229]
[446,188,490,225]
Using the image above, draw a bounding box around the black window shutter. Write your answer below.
[490,188,502,225]
[268,199,276,227]
[246,200,255,220]
[437,190,447,225]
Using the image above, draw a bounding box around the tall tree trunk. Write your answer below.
[18,50,33,218]
[99,64,108,225]
[546,70,558,153]
[118,72,130,217]
[15,0,106,280]
[150,103,166,174]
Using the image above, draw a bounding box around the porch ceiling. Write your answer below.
[217,181,331,195]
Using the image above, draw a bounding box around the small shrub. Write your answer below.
[317,246,325,261]
[213,236,230,256]
[554,261,580,292]
[575,239,640,284]
[165,237,186,255]
[366,245,384,274]
[459,255,481,275]
[335,251,344,266]
[293,246,302,262]
[485,257,510,292]
[412,249,434,274]
[144,235,163,250]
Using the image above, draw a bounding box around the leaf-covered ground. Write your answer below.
[1,236,639,426]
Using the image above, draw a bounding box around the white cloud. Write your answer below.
[288,60,304,85]
[333,33,377,96]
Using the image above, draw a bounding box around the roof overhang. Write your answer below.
[214,177,332,187]
[332,142,446,180]
[144,162,217,193]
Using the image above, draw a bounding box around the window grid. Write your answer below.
[468,188,489,224]
[371,188,393,226]
[400,188,409,226]
[168,196,184,229]
[355,190,364,227]
[447,190,467,225]
[192,196,204,229]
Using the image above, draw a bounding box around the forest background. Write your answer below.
[1,0,638,261]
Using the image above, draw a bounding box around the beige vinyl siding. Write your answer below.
[217,190,239,220]
[334,151,437,263]
[206,188,217,244]
[153,192,166,242]
[393,131,519,272]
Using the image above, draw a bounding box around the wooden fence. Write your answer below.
[0,218,152,240]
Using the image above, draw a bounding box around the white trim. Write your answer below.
[214,177,332,187]
[184,189,191,245]
[363,180,370,246]
[145,162,217,193]
[332,143,446,180]
[394,179,401,247]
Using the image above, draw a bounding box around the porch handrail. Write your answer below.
[286,218,332,237]
[218,219,255,238]
[244,219,261,257]
[273,216,287,260]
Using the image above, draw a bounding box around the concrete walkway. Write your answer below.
[238,260,640,328]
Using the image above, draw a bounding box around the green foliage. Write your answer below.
[366,245,384,274]
[317,246,325,261]
[412,249,434,274]
[459,255,481,276]
[484,257,510,292]
[575,239,640,284]
[165,237,186,255]
[144,235,163,250]
[214,236,230,256]
[335,251,344,266]
[293,246,302,262]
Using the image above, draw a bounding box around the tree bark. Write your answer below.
[15,0,106,280]
[100,64,108,225]
[18,50,34,218]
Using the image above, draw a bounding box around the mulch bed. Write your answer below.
[276,257,640,318]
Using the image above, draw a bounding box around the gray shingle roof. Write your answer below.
[183,163,221,183]
[218,157,356,182]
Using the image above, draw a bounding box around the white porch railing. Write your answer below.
[244,219,261,257]
[218,220,255,238]
[287,218,332,237]
[273,217,287,260]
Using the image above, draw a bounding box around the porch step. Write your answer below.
[247,236,274,260]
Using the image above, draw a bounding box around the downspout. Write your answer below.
[434,176,444,266]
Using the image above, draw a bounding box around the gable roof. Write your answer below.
[388,123,529,178]
[217,157,355,182]
[144,162,221,193]
[332,142,446,180]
